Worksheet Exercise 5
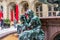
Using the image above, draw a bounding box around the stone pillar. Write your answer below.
[42,4,48,17]
[2,1,7,19]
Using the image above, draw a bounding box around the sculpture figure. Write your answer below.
[17,9,45,40]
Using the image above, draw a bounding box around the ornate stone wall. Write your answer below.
[41,18,60,40]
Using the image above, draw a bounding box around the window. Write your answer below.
[36,6,39,12]
[40,13,42,17]
[36,5,42,12]
[40,6,42,11]
[23,3,29,11]
[53,12,56,16]
[48,6,52,11]
[48,5,59,16]
[57,12,60,16]
[36,13,39,17]
[58,7,60,11]
[35,3,42,17]
[54,6,58,11]
[48,6,52,16]
[48,12,51,16]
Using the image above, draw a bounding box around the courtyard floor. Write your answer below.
[0,26,18,40]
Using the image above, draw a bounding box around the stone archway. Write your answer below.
[7,2,16,25]
[7,2,16,20]
[50,32,60,40]
[53,32,60,40]
[19,1,29,14]
[54,34,60,40]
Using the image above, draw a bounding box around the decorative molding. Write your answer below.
[41,19,60,26]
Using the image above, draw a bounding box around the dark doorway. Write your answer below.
[54,34,60,40]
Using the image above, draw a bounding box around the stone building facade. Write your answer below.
[0,0,59,21]
[0,0,49,22]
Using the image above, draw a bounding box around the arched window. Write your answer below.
[20,1,29,13]
[23,2,29,11]
[35,2,43,17]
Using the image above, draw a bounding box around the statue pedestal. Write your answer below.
[41,17,60,40]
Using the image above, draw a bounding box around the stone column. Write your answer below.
[2,1,7,19]
[42,4,48,17]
